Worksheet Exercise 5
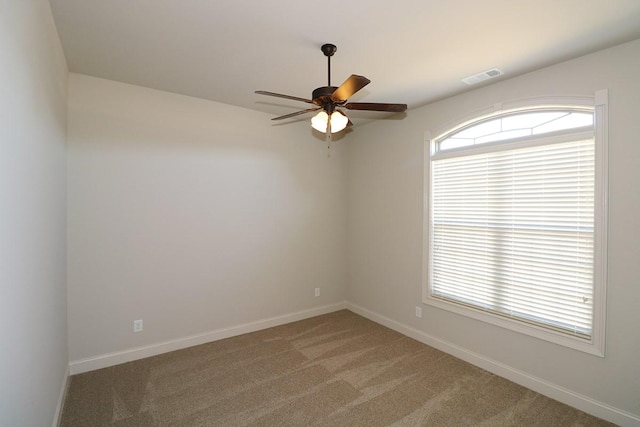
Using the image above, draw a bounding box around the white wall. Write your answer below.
[0,1,69,426]
[348,39,640,423]
[67,74,348,363]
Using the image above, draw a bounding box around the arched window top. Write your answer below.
[437,108,593,152]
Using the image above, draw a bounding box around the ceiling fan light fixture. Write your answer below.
[311,110,348,133]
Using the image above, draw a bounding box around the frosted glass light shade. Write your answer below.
[311,111,329,132]
[311,111,348,133]
[330,111,348,133]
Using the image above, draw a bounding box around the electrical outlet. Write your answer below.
[314,287,320,297]
[415,307,422,318]
[133,319,143,333]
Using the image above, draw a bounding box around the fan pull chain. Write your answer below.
[327,127,332,157]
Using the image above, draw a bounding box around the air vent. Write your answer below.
[462,68,504,85]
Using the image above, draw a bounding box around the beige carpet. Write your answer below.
[60,310,614,426]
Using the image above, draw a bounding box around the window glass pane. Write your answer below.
[439,138,474,150]
[438,109,593,151]
[501,112,566,131]
[475,128,531,144]
[533,112,593,134]
[455,119,501,139]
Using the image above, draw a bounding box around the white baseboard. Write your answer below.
[68,301,347,375]
[346,302,640,427]
[52,365,70,427]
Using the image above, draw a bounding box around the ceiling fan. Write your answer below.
[255,44,407,134]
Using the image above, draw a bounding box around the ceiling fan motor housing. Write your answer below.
[312,86,340,111]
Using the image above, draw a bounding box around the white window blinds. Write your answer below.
[430,135,595,338]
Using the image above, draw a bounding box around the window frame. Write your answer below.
[422,93,608,356]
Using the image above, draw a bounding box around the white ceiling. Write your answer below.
[49,0,640,126]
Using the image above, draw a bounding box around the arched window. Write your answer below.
[424,95,608,356]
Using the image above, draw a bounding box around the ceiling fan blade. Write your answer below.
[271,107,321,120]
[344,102,408,112]
[255,91,314,104]
[330,75,371,102]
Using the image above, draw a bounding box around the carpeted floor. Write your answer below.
[60,310,615,426]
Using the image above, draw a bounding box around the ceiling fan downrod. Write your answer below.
[321,43,337,86]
